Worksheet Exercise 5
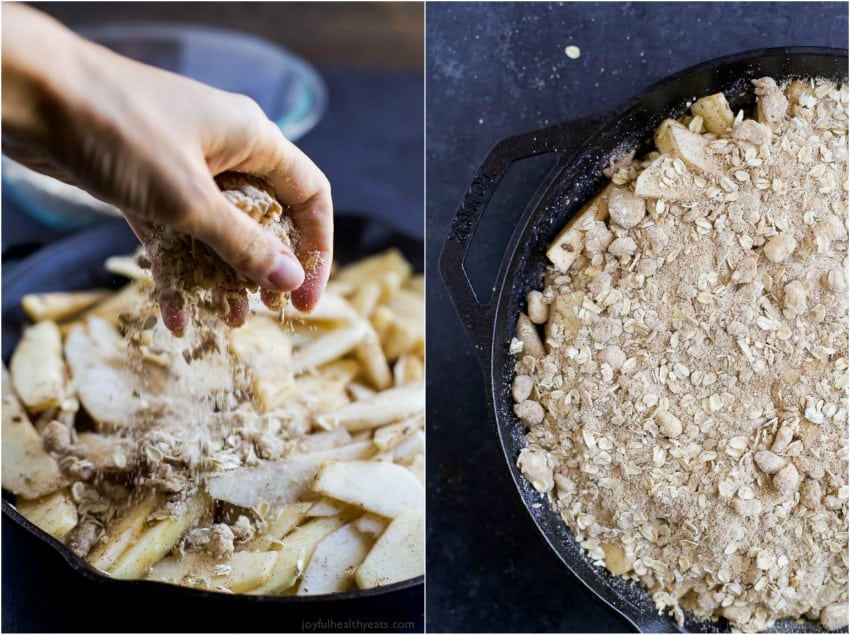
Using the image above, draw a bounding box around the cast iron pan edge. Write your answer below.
[2,214,424,604]
[440,47,848,633]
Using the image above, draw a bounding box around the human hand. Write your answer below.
[2,5,333,334]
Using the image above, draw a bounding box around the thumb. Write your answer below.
[182,191,306,293]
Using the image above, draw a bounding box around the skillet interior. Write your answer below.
[487,48,848,633]
[1,214,424,607]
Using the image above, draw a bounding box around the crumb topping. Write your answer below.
[514,78,848,632]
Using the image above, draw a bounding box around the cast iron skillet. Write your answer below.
[1,215,423,612]
[440,48,848,633]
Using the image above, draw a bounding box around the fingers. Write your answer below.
[125,212,255,336]
[288,200,333,312]
[123,214,189,337]
[221,289,249,328]
[159,300,188,337]
[256,128,334,312]
[126,180,307,336]
[180,187,306,294]
[207,111,333,312]
[260,288,283,312]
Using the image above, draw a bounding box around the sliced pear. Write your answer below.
[393,354,424,386]
[690,92,734,136]
[10,320,66,413]
[403,274,424,297]
[315,381,424,432]
[353,513,388,537]
[86,282,152,328]
[238,503,312,552]
[348,282,381,317]
[654,119,723,176]
[104,255,152,281]
[147,550,278,593]
[515,313,544,358]
[206,441,374,509]
[354,324,393,390]
[109,492,211,579]
[306,498,349,518]
[295,427,352,454]
[87,493,161,572]
[355,508,424,589]
[290,359,359,415]
[373,415,424,452]
[546,185,610,273]
[293,321,368,375]
[285,292,359,324]
[634,156,693,200]
[312,460,424,518]
[1,367,66,499]
[16,488,78,539]
[64,320,140,430]
[334,249,412,300]
[248,514,351,595]
[22,290,111,322]
[229,314,296,411]
[380,289,425,361]
[297,522,372,595]
[393,429,425,465]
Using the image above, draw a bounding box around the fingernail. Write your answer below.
[267,252,304,291]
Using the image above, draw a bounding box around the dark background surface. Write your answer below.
[425,2,848,633]
[2,2,423,632]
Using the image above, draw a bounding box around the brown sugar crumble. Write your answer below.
[513,78,848,632]
[146,172,297,333]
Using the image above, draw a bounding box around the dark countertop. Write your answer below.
[1,18,423,635]
[425,2,848,633]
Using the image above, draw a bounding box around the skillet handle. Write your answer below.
[438,119,596,361]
